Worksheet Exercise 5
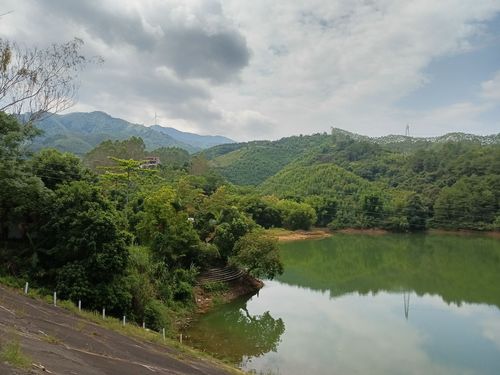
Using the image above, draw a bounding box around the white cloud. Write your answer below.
[482,318,500,350]
[217,0,500,138]
[481,70,500,101]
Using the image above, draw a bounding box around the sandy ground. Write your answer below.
[272,229,332,242]
[0,285,235,375]
[334,228,389,235]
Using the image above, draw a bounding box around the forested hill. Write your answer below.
[29,111,234,155]
[200,129,499,231]
[203,129,500,186]
[329,128,500,152]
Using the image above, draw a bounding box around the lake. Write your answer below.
[184,233,500,375]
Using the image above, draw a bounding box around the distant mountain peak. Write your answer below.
[29,111,234,155]
[151,124,234,149]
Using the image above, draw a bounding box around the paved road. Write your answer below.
[0,285,235,375]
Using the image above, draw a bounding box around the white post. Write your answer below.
[24,282,28,294]
[179,333,183,344]
[102,308,106,319]
[122,316,126,326]
[162,328,165,342]
[78,300,81,312]
[53,292,57,306]
[142,322,145,329]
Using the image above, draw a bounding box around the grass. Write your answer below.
[201,281,229,294]
[0,338,31,369]
[264,227,293,236]
[39,333,60,345]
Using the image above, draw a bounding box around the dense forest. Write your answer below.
[1,110,499,330]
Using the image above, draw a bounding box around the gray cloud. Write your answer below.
[42,0,157,51]
[41,0,250,83]
[160,28,250,83]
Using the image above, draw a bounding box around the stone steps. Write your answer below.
[197,266,244,284]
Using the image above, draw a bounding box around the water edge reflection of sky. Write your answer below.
[241,281,500,375]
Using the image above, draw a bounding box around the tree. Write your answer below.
[231,231,283,279]
[84,137,146,171]
[275,199,317,230]
[0,38,95,122]
[35,181,129,310]
[137,187,205,269]
[406,194,427,231]
[0,112,49,240]
[31,148,91,189]
[360,192,384,227]
[305,196,337,227]
[212,207,253,260]
[243,196,282,229]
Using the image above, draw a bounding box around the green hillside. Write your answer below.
[205,129,500,186]
[207,134,330,185]
[260,162,374,198]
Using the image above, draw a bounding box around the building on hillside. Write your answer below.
[141,156,161,169]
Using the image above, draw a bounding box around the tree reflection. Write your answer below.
[185,296,285,364]
[278,234,500,309]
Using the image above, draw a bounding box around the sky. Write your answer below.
[1,0,499,141]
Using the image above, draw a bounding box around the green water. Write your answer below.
[185,234,500,374]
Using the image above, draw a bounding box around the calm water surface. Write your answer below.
[185,234,500,375]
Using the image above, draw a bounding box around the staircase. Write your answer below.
[197,266,245,284]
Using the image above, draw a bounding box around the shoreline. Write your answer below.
[267,227,500,242]
[193,274,263,314]
[427,228,500,239]
[266,228,332,242]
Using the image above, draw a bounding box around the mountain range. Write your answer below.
[30,111,234,155]
[202,129,500,186]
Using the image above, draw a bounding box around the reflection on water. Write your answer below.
[185,234,500,375]
[184,296,285,364]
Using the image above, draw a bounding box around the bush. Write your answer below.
[144,299,171,331]
[275,200,317,230]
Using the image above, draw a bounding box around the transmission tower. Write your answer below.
[403,291,410,320]
[405,124,410,137]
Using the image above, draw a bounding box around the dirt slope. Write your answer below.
[0,285,234,375]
